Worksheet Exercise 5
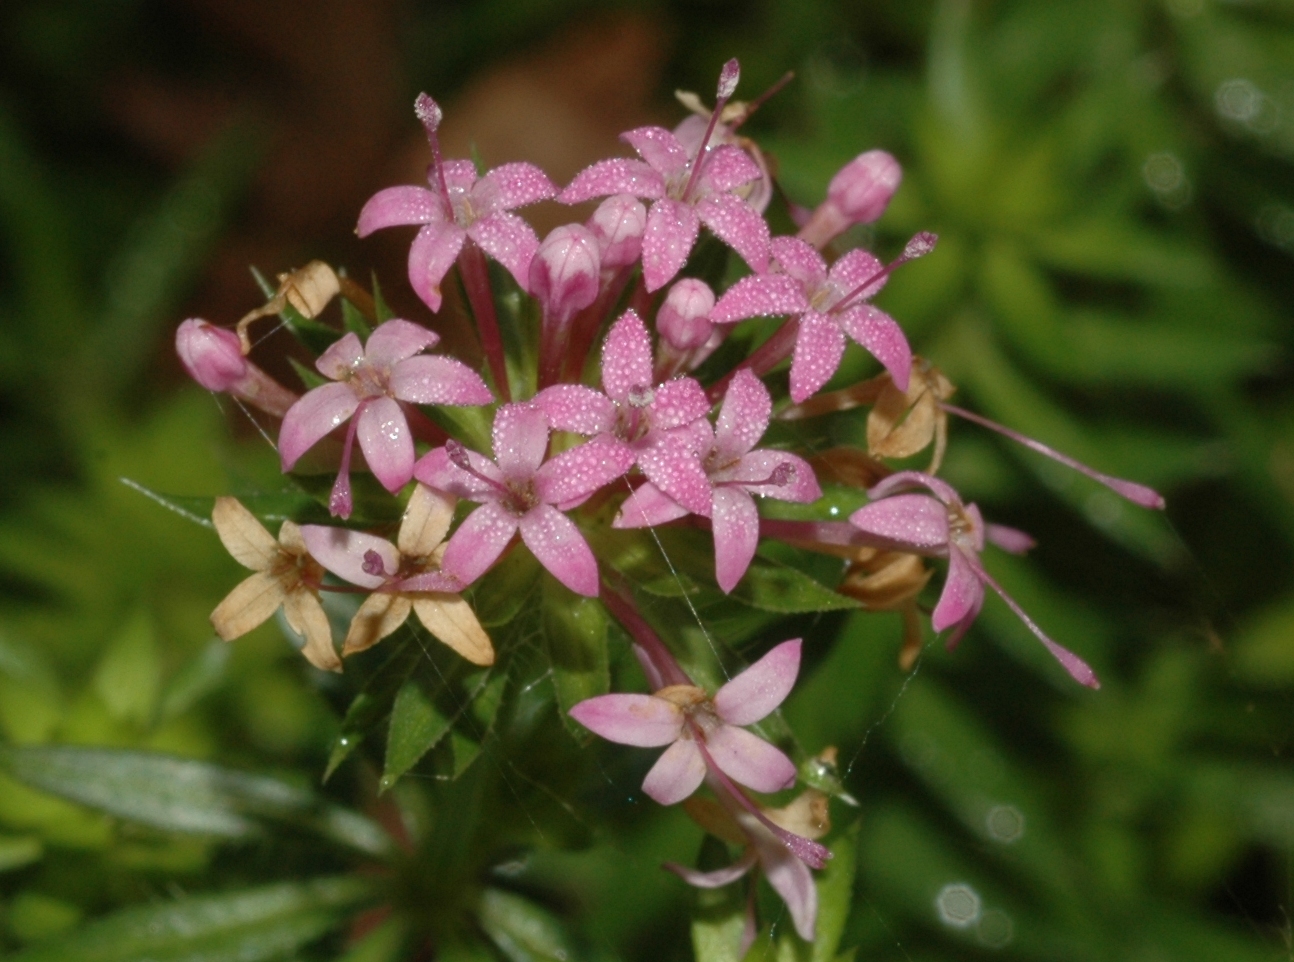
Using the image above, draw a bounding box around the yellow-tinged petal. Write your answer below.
[399,484,456,558]
[212,498,280,571]
[682,796,747,847]
[282,589,341,672]
[278,520,307,555]
[211,571,285,640]
[413,595,494,666]
[764,790,831,841]
[343,592,413,656]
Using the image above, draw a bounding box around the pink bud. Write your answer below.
[798,150,902,248]
[656,279,715,351]
[176,319,247,392]
[587,195,646,270]
[530,224,601,325]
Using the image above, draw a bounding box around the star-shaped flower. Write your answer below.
[300,484,493,665]
[710,234,925,403]
[848,471,1099,688]
[356,95,557,311]
[278,318,492,519]
[569,639,802,805]
[558,60,770,292]
[414,403,636,597]
[209,497,339,673]
[615,369,821,592]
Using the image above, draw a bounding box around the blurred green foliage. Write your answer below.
[1,0,1292,960]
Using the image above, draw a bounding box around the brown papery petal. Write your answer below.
[399,484,456,558]
[211,571,285,640]
[344,592,413,656]
[212,498,280,571]
[283,590,341,672]
[413,595,495,666]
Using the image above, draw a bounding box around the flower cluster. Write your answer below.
[176,59,1162,944]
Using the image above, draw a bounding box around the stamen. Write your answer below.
[627,384,655,408]
[329,408,361,519]
[940,402,1166,509]
[836,232,938,312]
[445,440,509,497]
[414,93,455,222]
[681,59,741,203]
[361,549,388,578]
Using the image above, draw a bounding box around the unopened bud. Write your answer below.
[798,150,903,248]
[587,195,647,270]
[530,224,601,325]
[176,319,247,392]
[656,279,715,351]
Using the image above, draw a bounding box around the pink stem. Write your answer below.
[707,318,801,403]
[600,583,691,687]
[457,242,511,402]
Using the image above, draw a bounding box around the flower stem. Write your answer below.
[458,242,511,402]
[600,582,690,687]
[707,318,800,403]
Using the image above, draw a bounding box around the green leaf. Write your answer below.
[690,836,748,962]
[477,888,580,962]
[449,671,508,779]
[325,640,421,779]
[729,558,859,614]
[335,916,408,962]
[93,607,161,727]
[468,545,541,627]
[8,876,376,962]
[0,745,393,859]
[809,823,858,962]
[159,641,230,721]
[543,584,610,740]
[0,833,42,872]
[382,676,453,792]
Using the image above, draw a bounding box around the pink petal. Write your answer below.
[316,332,364,381]
[299,525,397,589]
[441,159,479,193]
[932,546,985,631]
[614,483,691,528]
[567,693,683,747]
[413,445,505,502]
[788,312,846,403]
[534,384,617,435]
[696,193,770,274]
[714,639,801,725]
[848,493,949,551]
[752,832,818,942]
[697,144,762,194]
[474,162,557,213]
[648,378,710,431]
[838,305,912,391]
[622,126,690,176]
[469,211,540,290]
[706,724,797,793]
[719,451,821,503]
[440,502,519,586]
[390,355,493,406]
[712,486,760,593]
[642,738,707,805]
[714,369,770,463]
[638,434,714,517]
[408,221,466,313]
[279,382,359,470]
[518,503,601,597]
[664,852,757,889]
[985,523,1035,555]
[363,318,438,367]
[827,247,887,301]
[559,158,664,204]
[770,237,828,291]
[642,199,700,293]
[355,185,440,237]
[601,309,654,401]
[492,403,549,479]
[710,273,808,325]
[357,396,415,493]
[534,437,636,508]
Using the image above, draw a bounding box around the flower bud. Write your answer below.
[176,319,247,391]
[798,150,902,248]
[587,195,646,270]
[656,279,715,351]
[530,224,601,325]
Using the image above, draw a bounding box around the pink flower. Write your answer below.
[615,369,822,593]
[569,639,802,805]
[797,150,902,249]
[534,309,711,478]
[558,60,770,292]
[413,403,635,596]
[356,94,557,312]
[848,470,1100,688]
[711,234,926,403]
[278,319,492,519]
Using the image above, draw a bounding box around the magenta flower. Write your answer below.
[356,95,557,312]
[534,309,711,475]
[848,470,1100,688]
[569,639,801,804]
[711,234,921,403]
[278,318,492,519]
[797,150,902,249]
[558,60,770,292]
[615,369,822,592]
[413,403,635,597]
